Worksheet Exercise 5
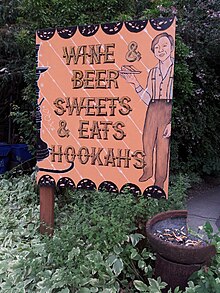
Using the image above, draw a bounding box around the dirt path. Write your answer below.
[187,176,220,232]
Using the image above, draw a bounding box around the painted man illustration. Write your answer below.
[120,32,174,190]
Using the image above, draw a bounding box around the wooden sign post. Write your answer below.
[40,186,55,236]
[36,18,176,234]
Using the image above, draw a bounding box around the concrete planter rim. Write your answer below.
[145,209,216,264]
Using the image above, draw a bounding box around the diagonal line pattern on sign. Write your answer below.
[117,30,151,117]
[68,38,130,182]
[72,39,131,181]
[118,32,150,73]
[49,36,143,147]
[40,93,83,179]
[92,34,144,134]
[144,28,153,40]
[42,69,87,145]
[43,38,142,182]
[39,65,105,180]
[114,32,151,128]
[92,36,143,138]
[40,73,81,148]
[39,36,148,184]
[45,158,62,180]
[39,54,106,180]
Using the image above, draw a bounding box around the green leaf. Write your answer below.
[133,280,149,291]
[131,248,140,260]
[88,278,99,286]
[204,221,214,235]
[130,233,145,247]
[68,247,80,260]
[58,289,70,293]
[138,260,146,269]
[148,278,160,291]
[77,288,91,293]
[148,277,167,292]
[113,258,123,276]
[80,265,89,275]
[113,244,123,255]
[106,254,117,266]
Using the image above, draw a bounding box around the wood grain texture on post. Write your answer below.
[40,186,55,236]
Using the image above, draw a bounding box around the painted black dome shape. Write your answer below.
[120,183,141,197]
[57,177,75,190]
[78,24,99,37]
[57,26,77,39]
[77,179,97,190]
[98,181,119,194]
[37,28,55,40]
[149,17,174,31]
[38,175,55,187]
[143,185,166,199]
[125,20,148,33]
[101,22,123,35]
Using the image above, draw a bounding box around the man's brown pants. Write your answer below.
[140,100,172,189]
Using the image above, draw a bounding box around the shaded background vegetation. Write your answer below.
[0,0,219,174]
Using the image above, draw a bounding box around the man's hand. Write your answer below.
[120,65,141,88]
[120,72,139,87]
[163,123,171,138]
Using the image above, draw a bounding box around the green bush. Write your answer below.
[0,173,219,292]
[187,222,220,293]
[0,173,189,292]
[172,0,220,174]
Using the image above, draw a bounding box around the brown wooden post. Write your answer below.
[40,186,55,236]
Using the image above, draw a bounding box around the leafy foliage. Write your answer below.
[188,222,220,293]
[0,173,219,292]
[172,0,220,174]
[0,173,187,292]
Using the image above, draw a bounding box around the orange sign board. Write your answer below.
[36,18,176,198]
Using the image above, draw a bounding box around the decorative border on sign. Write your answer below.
[124,20,148,32]
[78,24,100,37]
[36,17,174,40]
[37,28,55,40]
[149,17,174,31]
[57,26,77,39]
[39,175,55,187]
[101,22,123,35]
[38,176,166,198]
[57,177,76,190]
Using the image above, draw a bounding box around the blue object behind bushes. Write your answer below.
[11,144,32,163]
[0,144,33,174]
[0,145,11,174]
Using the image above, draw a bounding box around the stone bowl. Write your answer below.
[145,210,216,265]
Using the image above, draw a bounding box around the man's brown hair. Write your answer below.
[151,32,174,53]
